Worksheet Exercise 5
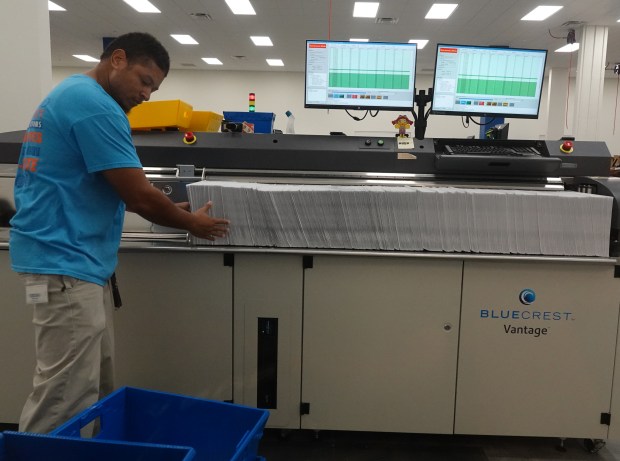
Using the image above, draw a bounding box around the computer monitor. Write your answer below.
[304,40,417,111]
[430,44,547,119]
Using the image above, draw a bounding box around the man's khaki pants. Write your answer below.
[18,274,115,433]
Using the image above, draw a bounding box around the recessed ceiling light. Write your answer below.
[73,55,100,62]
[266,59,284,66]
[408,39,429,49]
[225,0,256,15]
[555,43,579,53]
[350,38,370,42]
[170,34,199,45]
[202,58,223,65]
[251,36,273,46]
[425,3,458,19]
[122,0,160,13]
[353,2,379,18]
[48,1,66,11]
[521,5,563,21]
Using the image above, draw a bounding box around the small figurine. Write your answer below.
[392,114,414,138]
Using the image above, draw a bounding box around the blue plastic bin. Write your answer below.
[52,386,269,461]
[223,112,275,133]
[0,431,195,461]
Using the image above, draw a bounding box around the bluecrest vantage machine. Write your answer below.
[1,130,620,441]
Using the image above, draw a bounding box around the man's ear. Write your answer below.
[109,49,127,69]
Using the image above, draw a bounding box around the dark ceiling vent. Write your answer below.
[232,56,247,60]
[189,12,213,20]
[560,20,585,28]
[180,63,196,67]
[375,17,399,24]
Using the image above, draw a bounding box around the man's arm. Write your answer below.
[102,167,229,240]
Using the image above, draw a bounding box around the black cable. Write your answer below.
[461,116,469,128]
[424,104,433,120]
[467,117,496,126]
[345,109,369,121]
[370,110,379,118]
[548,29,567,40]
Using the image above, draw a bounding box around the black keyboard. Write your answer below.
[433,138,560,175]
[444,144,541,157]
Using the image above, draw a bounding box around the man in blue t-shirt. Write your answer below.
[10,32,230,433]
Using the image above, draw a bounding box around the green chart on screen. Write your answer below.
[328,47,413,90]
[457,52,542,97]
[457,78,537,97]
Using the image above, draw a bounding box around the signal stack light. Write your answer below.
[249,92,256,112]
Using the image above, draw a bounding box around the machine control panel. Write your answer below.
[362,138,388,148]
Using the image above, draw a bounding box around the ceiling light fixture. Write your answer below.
[225,0,256,15]
[555,43,579,53]
[266,59,284,66]
[521,6,563,21]
[408,39,429,49]
[48,1,66,11]
[250,36,273,46]
[73,55,100,62]
[170,34,199,45]
[122,0,160,13]
[202,58,223,65]
[353,2,379,18]
[425,4,458,19]
[350,38,370,42]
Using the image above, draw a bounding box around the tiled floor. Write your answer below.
[258,430,620,461]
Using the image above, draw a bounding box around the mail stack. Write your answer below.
[187,181,613,257]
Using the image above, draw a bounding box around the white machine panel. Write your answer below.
[456,260,620,438]
[301,255,463,433]
[115,252,233,401]
[0,251,35,423]
[234,253,303,429]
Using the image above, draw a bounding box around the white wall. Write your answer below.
[51,67,620,154]
[0,0,52,132]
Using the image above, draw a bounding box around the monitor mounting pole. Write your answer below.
[413,88,433,140]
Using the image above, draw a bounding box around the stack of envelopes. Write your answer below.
[187,181,613,257]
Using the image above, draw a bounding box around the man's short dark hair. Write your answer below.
[100,32,170,76]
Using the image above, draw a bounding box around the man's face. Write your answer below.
[107,50,166,113]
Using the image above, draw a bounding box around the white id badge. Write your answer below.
[26,283,49,305]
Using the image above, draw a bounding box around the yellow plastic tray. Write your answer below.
[188,111,223,132]
[128,100,193,130]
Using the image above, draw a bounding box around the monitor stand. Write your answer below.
[413,88,433,140]
[479,116,505,139]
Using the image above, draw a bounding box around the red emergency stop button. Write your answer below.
[560,140,573,154]
[183,132,197,145]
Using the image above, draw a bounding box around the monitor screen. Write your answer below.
[430,44,547,119]
[305,40,417,111]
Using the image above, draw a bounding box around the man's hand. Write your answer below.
[102,168,230,239]
[188,201,230,241]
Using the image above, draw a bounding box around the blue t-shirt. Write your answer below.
[10,74,142,286]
